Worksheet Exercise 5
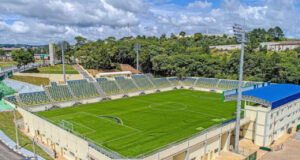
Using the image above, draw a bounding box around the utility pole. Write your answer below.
[134,44,141,74]
[33,137,37,160]
[61,42,66,84]
[13,109,19,150]
[232,23,248,153]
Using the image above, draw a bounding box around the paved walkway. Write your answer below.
[0,141,26,160]
[3,79,44,93]
[0,130,45,160]
[73,64,95,82]
[260,134,300,160]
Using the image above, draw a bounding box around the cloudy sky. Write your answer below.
[0,0,299,45]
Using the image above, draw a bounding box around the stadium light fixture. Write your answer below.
[13,109,19,150]
[60,41,66,84]
[232,22,249,153]
[134,43,141,74]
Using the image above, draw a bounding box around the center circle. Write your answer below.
[149,102,187,111]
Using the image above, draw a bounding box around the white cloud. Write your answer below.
[0,0,299,44]
[10,21,29,33]
[187,0,213,9]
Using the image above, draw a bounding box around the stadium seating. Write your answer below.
[115,76,138,93]
[19,91,50,107]
[216,79,240,90]
[96,77,108,82]
[46,85,74,103]
[50,82,57,86]
[195,78,219,89]
[131,75,153,90]
[3,96,18,106]
[243,81,260,87]
[168,77,180,85]
[153,78,171,88]
[67,80,100,99]
[96,78,122,95]
[182,77,197,86]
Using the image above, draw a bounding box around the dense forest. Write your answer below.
[27,26,300,84]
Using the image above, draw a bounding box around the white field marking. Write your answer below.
[131,98,220,118]
[100,130,142,145]
[47,111,83,120]
[69,121,96,135]
[184,109,222,118]
[180,91,220,100]
[148,101,188,111]
[78,111,141,132]
[98,115,124,125]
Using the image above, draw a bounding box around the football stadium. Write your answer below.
[0,3,299,159]
[1,63,299,160]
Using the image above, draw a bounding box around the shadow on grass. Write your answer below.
[22,68,40,73]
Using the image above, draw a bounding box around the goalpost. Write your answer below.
[59,120,74,132]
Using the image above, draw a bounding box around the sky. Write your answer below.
[0,0,299,45]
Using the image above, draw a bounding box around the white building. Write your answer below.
[225,83,300,146]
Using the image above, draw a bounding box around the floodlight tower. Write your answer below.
[134,44,141,74]
[232,23,248,153]
[60,41,66,84]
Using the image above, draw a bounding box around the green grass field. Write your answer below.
[23,64,79,74]
[37,89,238,157]
[0,61,16,67]
[10,75,50,86]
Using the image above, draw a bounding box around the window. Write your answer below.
[214,148,219,153]
[281,127,284,131]
[270,125,272,130]
[190,158,196,160]
[270,113,273,119]
[277,111,279,116]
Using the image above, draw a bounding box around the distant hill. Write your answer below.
[0,44,46,48]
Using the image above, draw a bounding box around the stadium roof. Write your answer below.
[240,84,300,109]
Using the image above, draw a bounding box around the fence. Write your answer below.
[243,151,257,160]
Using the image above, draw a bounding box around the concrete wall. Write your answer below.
[18,107,111,160]
[14,73,84,83]
[244,98,300,146]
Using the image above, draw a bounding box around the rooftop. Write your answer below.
[241,84,300,109]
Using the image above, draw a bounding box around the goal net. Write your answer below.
[59,120,74,132]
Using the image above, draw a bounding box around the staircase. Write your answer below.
[92,82,106,97]
[73,64,95,82]
[43,87,54,105]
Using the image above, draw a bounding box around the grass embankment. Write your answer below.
[37,89,238,157]
[10,75,50,86]
[0,111,53,160]
[0,61,16,67]
[23,64,78,74]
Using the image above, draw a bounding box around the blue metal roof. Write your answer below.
[241,84,300,109]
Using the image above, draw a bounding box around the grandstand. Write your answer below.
[96,78,122,95]
[167,77,180,85]
[216,79,240,90]
[182,77,197,86]
[67,79,100,99]
[19,91,50,107]
[3,95,18,106]
[195,77,219,88]
[153,78,171,88]
[46,85,73,103]
[115,76,139,93]
[131,74,154,90]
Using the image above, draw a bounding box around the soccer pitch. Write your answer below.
[37,89,238,157]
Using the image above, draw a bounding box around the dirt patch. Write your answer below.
[86,69,120,77]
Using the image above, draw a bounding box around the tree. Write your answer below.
[274,26,284,41]
[11,49,35,69]
[74,36,87,49]
[179,31,186,37]
[0,48,5,61]
[194,33,202,41]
